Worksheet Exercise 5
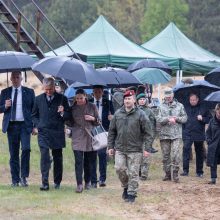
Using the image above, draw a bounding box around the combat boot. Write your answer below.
[125,195,136,203]
[208,178,216,185]
[173,171,179,183]
[122,188,128,200]
[163,172,171,181]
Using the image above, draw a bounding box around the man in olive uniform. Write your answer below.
[136,93,156,180]
[108,90,153,203]
[157,88,187,183]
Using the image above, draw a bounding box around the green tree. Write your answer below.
[140,0,190,43]
[186,0,220,56]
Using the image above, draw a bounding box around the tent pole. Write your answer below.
[176,70,179,84]
[180,70,183,82]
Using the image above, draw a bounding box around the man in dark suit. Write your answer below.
[0,71,35,187]
[90,86,114,187]
[32,77,71,191]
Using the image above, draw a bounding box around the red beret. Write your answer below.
[123,90,135,98]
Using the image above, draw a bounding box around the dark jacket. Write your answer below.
[108,106,153,152]
[32,92,71,149]
[206,116,220,167]
[89,96,114,131]
[0,86,35,133]
[182,104,211,141]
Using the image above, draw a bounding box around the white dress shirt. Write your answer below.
[11,86,24,121]
[94,97,103,120]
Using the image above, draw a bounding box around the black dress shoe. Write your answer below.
[99,181,106,187]
[40,184,49,191]
[91,183,97,188]
[20,177,28,187]
[180,172,188,176]
[11,183,19,187]
[54,184,60,189]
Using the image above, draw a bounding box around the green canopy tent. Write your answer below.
[141,22,220,82]
[46,15,173,67]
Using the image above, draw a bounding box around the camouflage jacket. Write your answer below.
[157,100,187,140]
[108,106,153,152]
[139,105,156,148]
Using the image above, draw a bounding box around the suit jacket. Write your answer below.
[0,86,35,133]
[89,96,114,131]
[32,92,71,149]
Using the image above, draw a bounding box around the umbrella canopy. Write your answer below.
[205,91,220,102]
[173,80,220,109]
[132,68,172,85]
[0,51,35,72]
[96,67,141,88]
[127,59,172,74]
[205,67,220,87]
[32,56,106,86]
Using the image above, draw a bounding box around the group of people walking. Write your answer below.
[0,72,220,204]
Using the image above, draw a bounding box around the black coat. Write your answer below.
[32,92,71,149]
[206,116,220,167]
[89,96,114,131]
[182,104,211,141]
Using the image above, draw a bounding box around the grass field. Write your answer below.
[1,133,220,220]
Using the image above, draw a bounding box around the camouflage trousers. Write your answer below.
[115,151,142,196]
[140,155,151,179]
[160,138,182,173]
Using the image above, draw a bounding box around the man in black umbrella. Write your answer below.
[181,93,212,177]
[0,71,35,187]
[32,77,71,191]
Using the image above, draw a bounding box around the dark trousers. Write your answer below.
[183,140,204,174]
[40,147,63,185]
[91,148,107,183]
[7,122,31,184]
[210,145,220,179]
[74,150,97,185]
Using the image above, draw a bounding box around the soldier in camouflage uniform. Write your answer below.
[108,90,153,203]
[157,88,187,183]
[136,93,156,180]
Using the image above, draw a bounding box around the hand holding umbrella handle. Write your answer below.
[5,98,12,109]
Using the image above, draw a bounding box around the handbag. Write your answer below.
[85,125,108,151]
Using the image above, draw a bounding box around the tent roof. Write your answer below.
[142,22,220,73]
[46,15,168,66]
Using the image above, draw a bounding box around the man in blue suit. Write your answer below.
[90,86,114,187]
[0,71,35,187]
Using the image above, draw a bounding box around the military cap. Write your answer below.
[136,93,146,101]
[123,90,135,98]
[164,87,174,97]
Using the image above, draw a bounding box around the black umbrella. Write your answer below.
[0,51,35,72]
[205,67,220,87]
[205,91,220,102]
[96,67,141,88]
[32,56,106,86]
[173,80,220,109]
[127,59,172,74]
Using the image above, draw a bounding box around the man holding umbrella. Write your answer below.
[32,77,71,191]
[181,93,212,177]
[0,71,35,187]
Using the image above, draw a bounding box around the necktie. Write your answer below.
[11,88,18,121]
[96,100,100,110]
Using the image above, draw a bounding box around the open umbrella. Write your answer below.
[0,51,35,72]
[173,80,220,109]
[132,68,172,85]
[32,56,106,86]
[96,67,141,88]
[127,59,172,74]
[205,91,220,102]
[205,67,220,87]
